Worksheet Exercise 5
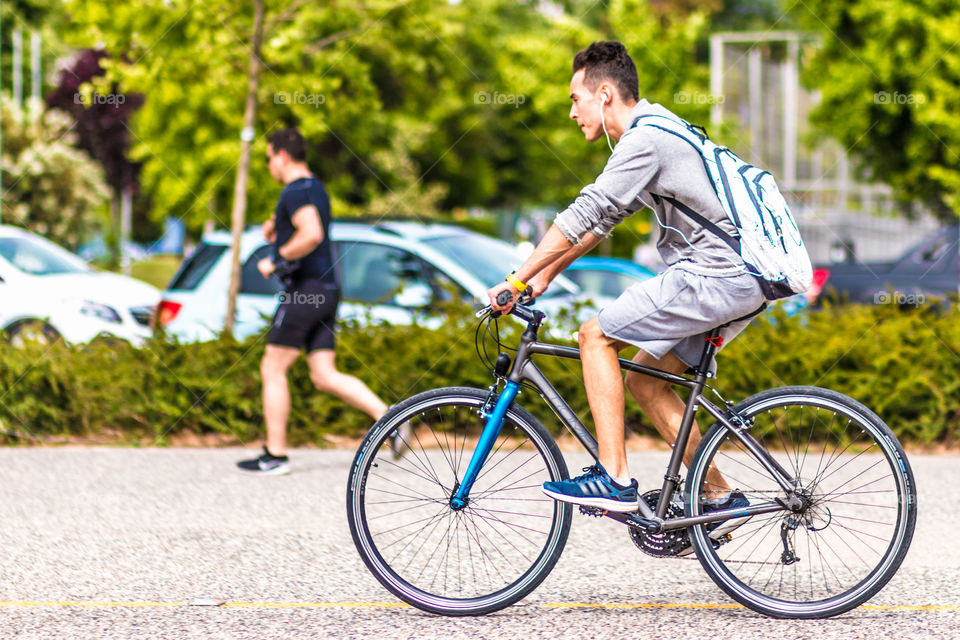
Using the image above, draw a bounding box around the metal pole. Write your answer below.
[782,35,798,190]
[31,31,41,103]
[748,46,762,164]
[0,9,3,224]
[12,28,22,105]
[121,186,132,275]
[709,34,723,128]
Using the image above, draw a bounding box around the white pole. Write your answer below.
[121,186,133,275]
[31,32,41,103]
[748,46,762,164]
[709,34,723,128]
[782,36,798,190]
[12,28,22,105]
[0,10,4,224]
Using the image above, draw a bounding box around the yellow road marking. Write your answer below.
[0,601,957,612]
[0,601,182,608]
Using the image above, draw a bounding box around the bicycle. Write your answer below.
[346,293,917,618]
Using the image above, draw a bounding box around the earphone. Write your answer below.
[599,90,614,152]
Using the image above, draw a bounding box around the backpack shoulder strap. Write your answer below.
[633,115,720,201]
[650,193,741,255]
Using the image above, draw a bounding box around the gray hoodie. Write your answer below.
[554,99,747,277]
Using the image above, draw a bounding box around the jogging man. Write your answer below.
[487,42,764,519]
[237,128,395,475]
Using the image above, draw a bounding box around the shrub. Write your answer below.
[1,302,958,447]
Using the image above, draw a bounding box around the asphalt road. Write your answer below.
[0,447,956,639]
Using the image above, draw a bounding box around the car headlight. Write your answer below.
[80,300,122,324]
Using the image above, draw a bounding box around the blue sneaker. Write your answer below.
[542,464,639,512]
[677,490,751,557]
[706,490,751,538]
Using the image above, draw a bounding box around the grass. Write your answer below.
[128,255,182,289]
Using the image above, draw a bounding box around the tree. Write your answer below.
[44,49,144,253]
[796,0,960,219]
[61,0,721,326]
[0,97,109,247]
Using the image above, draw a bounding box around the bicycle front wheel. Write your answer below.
[346,386,572,616]
[687,386,917,618]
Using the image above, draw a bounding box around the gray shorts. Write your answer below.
[596,266,766,372]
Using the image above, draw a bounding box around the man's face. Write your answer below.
[266,144,284,182]
[569,69,606,142]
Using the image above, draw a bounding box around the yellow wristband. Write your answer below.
[505,272,527,292]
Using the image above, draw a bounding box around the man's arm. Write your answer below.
[553,130,657,245]
[538,230,603,282]
[488,225,603,309]
[278,205,323,260]
[263,215,277,243]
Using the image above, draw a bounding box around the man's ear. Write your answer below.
[598,83,616,104]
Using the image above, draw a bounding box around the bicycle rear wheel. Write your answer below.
[687,386,916,618]
[346,387,572,616]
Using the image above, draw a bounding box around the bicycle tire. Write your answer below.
[686,386,917,618]
[346,387,572,616]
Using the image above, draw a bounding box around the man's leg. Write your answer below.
[623,349,730,499]
[305,350,389,420]
[261,345,302,456]
[540,316,639,512]
[578,317,633,480]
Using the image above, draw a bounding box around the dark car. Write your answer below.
[811,225,959,306]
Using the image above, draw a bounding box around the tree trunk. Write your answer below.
[224,0,266,336]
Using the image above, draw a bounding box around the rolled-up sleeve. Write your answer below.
[554,130,658,243]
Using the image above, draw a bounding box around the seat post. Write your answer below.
[695,327,724,376]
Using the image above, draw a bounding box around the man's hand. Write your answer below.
[257,257,276,279]
[525,272,553,300]
[263,216,276,243]
[487,281,519,313]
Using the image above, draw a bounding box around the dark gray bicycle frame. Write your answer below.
[503,316,798,532]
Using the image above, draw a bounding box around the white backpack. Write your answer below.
[636,114,813,300]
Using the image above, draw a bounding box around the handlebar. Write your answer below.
[475,290,544,325]
[497,289,517,307]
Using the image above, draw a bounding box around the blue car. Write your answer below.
[562,257,656,300]
[563,255,807,317]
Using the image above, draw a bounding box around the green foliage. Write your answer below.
[58,0,721,236]
[796,0,960,219]
[0,97,110,247]
[2,303,959,447]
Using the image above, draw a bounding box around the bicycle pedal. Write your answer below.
[578,505,606,518]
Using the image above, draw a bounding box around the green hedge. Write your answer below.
[1,302,958,446]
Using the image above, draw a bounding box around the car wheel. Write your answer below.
[5,320,62,347]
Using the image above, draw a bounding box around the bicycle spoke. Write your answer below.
[353,393,567,605]
[690,391,913,616]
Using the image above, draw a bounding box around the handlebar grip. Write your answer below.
[496,290,513,306]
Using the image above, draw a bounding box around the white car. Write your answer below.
[0,225,160,346]
[157,220,593,342]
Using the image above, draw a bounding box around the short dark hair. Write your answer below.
[572,41,639,103]
[268,127,307,162]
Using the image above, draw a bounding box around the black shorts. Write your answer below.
[267,280,340,352]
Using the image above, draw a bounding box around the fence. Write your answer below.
[710,31,945,264]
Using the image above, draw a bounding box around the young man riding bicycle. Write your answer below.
[488,41,765,519]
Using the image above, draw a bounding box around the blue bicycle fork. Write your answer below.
[449,381,521,510]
